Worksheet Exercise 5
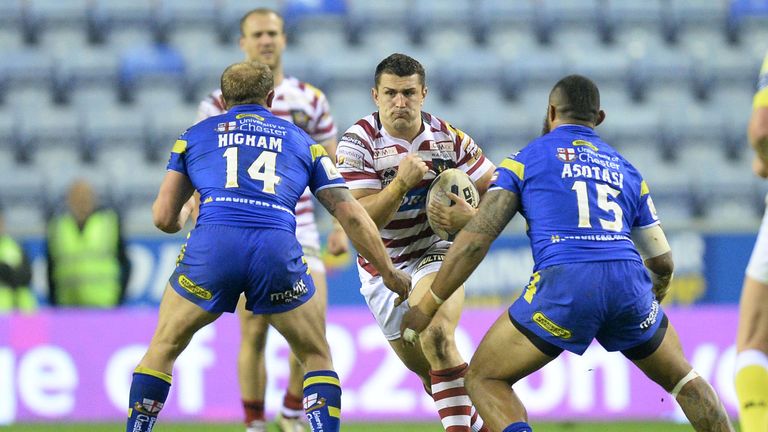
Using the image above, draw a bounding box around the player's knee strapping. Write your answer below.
[670,369,699,398]
[303,370,342,432]
[126,366,171,432]
[735,350,768,432]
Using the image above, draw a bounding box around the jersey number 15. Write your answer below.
[571,180,623,232]
[223,148,281,194]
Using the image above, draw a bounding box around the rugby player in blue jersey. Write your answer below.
[125,61,410,432]
[401,75,733,432]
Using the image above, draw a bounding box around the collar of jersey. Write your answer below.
[228,104,271,114]
[553,124,596,135]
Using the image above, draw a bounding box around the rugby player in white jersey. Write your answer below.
[196,9,348,432]
[336,53,494,432]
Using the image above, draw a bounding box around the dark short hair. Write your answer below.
[374,53,426,88]
[221,61,274,107]
[550,74,601,124]
[239,8,285,36]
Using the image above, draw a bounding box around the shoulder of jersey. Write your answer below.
[345,113,379,140]
[284,76,326,100]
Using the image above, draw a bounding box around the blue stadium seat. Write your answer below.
[88,0,155,45]
[117,44,186,104]
[153,0,218,45]
[475,0,537,46]
[727,0,768,44]
[345,0,410,46]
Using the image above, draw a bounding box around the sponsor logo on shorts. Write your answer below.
[640,300,659,330]
[532,311,572,339]
[270,278,310,304]
[177,275,212,300]
[416,253,445,271]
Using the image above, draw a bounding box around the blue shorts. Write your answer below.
[169,225,315,314]
[508,260,667,358]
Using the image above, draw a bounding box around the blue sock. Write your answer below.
[125,367,172,432]
[503,421,533,432]
[303,370,342,432]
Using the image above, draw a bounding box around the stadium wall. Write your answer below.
[0,307,739,424]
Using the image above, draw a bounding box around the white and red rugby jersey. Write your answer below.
[196,76,337,254]
[336,112,494,276]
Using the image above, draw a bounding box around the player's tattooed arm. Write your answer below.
[316,186,356,218]
[426,189,518,307]
[462,189,519,240]
[317,187,410,304]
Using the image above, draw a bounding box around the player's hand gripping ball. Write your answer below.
[426,168,479,241]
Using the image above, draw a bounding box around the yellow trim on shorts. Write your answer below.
[304,375,341,389]
[172,139,187,154]
[135,366,172,385]
[328,406,341,418]
[310,144,328,162]
[524,272,540,304]
[500,158,525,181]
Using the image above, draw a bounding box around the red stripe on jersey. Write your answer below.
[316,123,334,134]
[270,109,291,116]
[359,244,434,275]
[355,118,377,140]
[213,95,226,112]
[465,156,487,176]
[342,171,378,181]
[385,213,428,230]
[296,207,313,216]
[383,226,434,248]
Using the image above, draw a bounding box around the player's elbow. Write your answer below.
[152,200,180,233]
[645,252,674,277]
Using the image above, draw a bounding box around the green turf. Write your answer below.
[1,422,719,431]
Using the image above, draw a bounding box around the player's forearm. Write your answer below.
[356,179,409,228]
[429,231,492,304]
[336,201,397,277]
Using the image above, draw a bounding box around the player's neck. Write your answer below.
[272,66,285,87]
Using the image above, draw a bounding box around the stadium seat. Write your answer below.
[117,44,186,104]
[88,0,156,45]
[345,0,410,45]
[475,0,539,46]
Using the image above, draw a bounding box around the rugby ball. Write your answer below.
[426,168,480,241]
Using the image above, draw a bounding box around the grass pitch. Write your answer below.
[3,422,717,431]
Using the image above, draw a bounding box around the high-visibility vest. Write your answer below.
[0,235,36,312]
[47,209,122,307]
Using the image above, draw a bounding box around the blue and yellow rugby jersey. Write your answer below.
[167,104,346,232]
[755,51,768,109]
[491,124,659,271]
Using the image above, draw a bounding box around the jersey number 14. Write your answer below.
[223,148,281,194]
[571,180,623,232]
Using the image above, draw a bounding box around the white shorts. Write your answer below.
[359,241,450,340]
[747,195,768,284]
